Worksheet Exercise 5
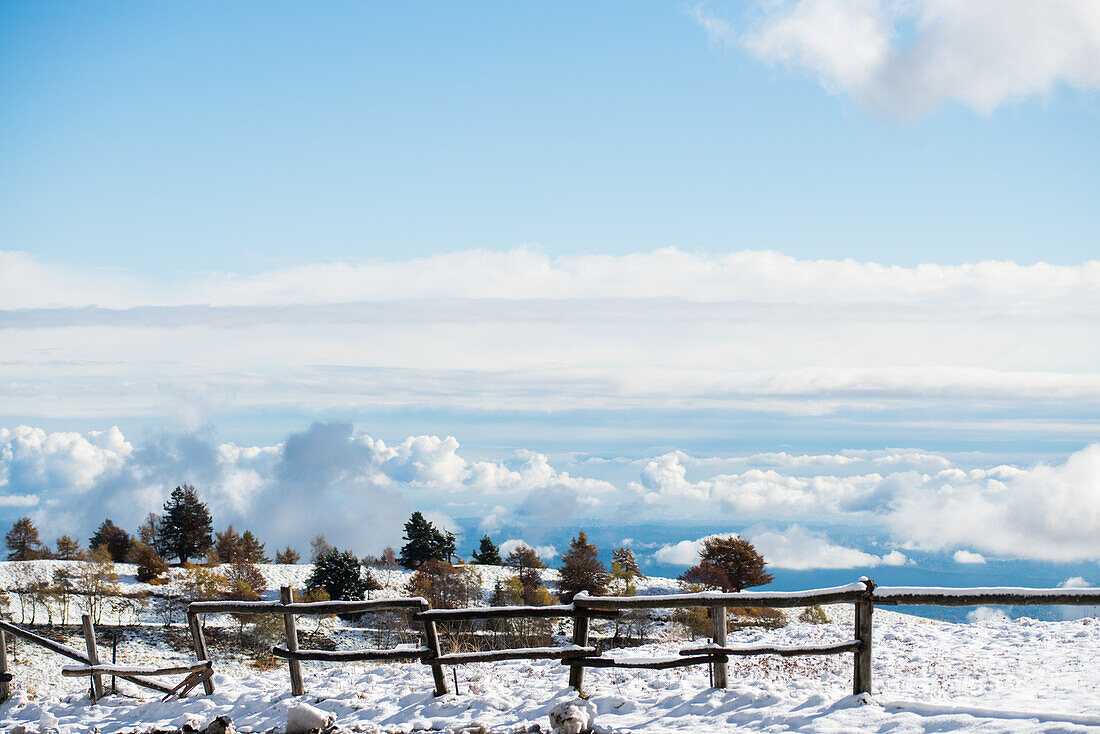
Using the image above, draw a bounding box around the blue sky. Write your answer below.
[1,1,1099,572]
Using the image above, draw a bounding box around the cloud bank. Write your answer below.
[693,0,1100,116]
[6,422,1100,563]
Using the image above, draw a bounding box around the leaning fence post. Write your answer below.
[81,614,104,702]
[280,586,305,696]
[710,605,728,689]
[0,625,10,702]
[853,577,875,696]
[187,611,215,694]
[420,604,449,696]
[568,612,590,694]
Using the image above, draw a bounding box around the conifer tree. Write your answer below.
[89,519,132,562]
[54,535,84,561]
[306,548,377,600]
[504,544,549,605]
[471,534,503,565]
[612,546,644,579]
[5,516,46,560]
[275,546,300,564]
[678,536,773,592]
[398,511,456,568]
[214,525,243,563]
[239,530,270,563]
[160,484,214,564]
[558,530,608,603]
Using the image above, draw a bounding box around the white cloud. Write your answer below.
[499,539,558,561]
[0,494,39,508]
[653,527,907,570]
[734,0,1100,116]
[746,525,907,570]
[968,606,1009,623]
[953,549,986,564]
[1060,577,1092,589]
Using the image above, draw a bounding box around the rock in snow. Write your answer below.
[285,701,337,733]
[204,715,235,734]
[549,698,597,734]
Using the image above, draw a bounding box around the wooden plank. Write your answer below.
[188,597,428,616]
[0,620,173,695]
[854,599,873,695]
[272,646,430,662]
[565,654,729,670]
[187,613,215,695]
[422,619,449,696]
[280,587,305,697]
[61,661,212,677]
[568,615,590,694]
[572,583,868,610]
[81,615,104,702]
[431,646,597,665]
[711,606,728,689]
[680,640,862,657]
[0,626,9,702]
[417,605,619,622]
[873,587,1100,607]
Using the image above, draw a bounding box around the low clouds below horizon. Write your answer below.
[3,421,1100,564]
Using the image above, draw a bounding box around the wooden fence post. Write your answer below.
[853,578,875,696]
[187,612,215,694]
[568,614,590,694]
[422,616,449,697]
[81,614,104,701]
[710,606,728,689]
[280,586,305,696]
[0,626,10,702]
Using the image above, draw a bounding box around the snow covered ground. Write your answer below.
[3,561,1100,732]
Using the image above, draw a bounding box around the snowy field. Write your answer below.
[3,561,1100,732]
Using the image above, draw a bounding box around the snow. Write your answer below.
[4,562,1100,732]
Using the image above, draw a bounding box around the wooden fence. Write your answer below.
[6,579,1100,704]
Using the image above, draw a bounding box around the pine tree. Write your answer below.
[54,535,84,560]
[239,530,270,563]
[306,548,375,601]
[612,546,643,579]
[471,535,503,565]
[160,485,214,564]
[89,519,132,562]
[5,516,46,560]
[398,511,456,569]
[678,536,773,592]
[558,530,608,603]
[214,525,243,563]
[275,546,300,564]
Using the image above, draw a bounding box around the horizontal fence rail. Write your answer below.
[167,578,1100,705]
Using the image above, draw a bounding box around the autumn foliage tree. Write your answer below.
[558,531,608,603]
[504,545,550,605]
[678,536,773,592]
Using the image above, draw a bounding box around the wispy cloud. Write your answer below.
[691,0,1100,116]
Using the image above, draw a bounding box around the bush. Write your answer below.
[798,604,831,624]
[132,541,170,583]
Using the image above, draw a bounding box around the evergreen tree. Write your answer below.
[214,525,243,563]
[471,534,503,565]
[399,511,456,569]
[678,536,773,592]
[54,535,84,560]
[275,546,300,564]
[160,484,214,564]
[611,546,644,579]
[89,519,132,562]
[5,516,46,560]
[239,530,270,563]
[558,530,608,603]
[306,548,376,601]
